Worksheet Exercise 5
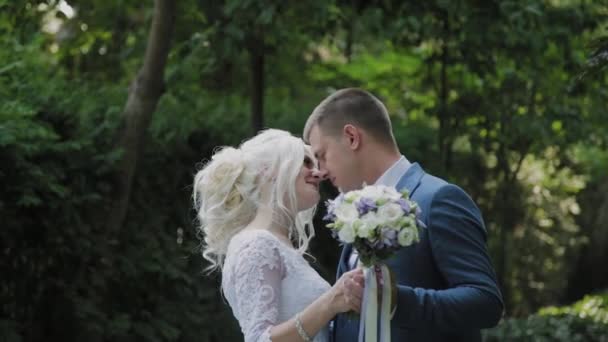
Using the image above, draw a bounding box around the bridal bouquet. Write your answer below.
[324,184,424,266]
[324,184,425,342]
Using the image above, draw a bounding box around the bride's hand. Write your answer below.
[327,268,365,314]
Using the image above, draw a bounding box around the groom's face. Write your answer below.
[308,125,360,192]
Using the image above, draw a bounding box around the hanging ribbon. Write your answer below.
[357,264,392,342]
[379,264,391,342]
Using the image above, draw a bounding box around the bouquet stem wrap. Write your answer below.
[358,264,392,342]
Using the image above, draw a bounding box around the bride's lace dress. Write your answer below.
[222,229,331,342]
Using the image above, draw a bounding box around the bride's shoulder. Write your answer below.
[224,229,289,274]
[231,228,279,244]
[227,229,286,256]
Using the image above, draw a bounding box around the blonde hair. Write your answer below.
[193,129,316,272]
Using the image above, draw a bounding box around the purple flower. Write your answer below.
[323,199,337,221]
[397,198,411,213]
[380,227,399,247]
[356,197,377,215]
[323,211,336,222]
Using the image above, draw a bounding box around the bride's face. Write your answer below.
[295,147,321,211]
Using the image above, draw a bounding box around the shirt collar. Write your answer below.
[374,155,411,188]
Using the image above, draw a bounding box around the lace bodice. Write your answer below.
[222,229,331,342]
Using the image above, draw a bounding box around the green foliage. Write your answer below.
[498,152,587,314]
[0,9,239,341]
[484,292,608,341]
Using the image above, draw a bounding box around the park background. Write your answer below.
[1,0,608,341]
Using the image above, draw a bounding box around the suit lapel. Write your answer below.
[336,243,352,278]
[395,162,425,197]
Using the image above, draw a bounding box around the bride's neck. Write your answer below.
[246,204,293,244]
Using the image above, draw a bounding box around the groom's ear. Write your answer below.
[343,124,361,150]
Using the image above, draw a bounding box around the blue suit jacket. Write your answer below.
[332,163,504,342]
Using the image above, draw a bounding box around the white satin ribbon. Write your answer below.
[379,264,391,342]
[358,264,392,342]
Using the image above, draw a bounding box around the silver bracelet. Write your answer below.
[294,313,313,342]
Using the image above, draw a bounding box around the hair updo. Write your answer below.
[193,129,316,272]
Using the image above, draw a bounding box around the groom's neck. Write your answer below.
[359,144,402,185]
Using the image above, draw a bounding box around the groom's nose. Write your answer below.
[312,168,328,180]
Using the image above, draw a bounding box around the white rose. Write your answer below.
[385,187,403,201]
[338,223,356,243]
[334,202,359,223]
[360,185,385,201]
[353,218,371,239]
[351,219,364,238]
[362,211,380,223]
[398,228,416,246]
[358,212,380,238]
[377,202,404,223]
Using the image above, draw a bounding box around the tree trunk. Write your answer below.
[345,19,354,63]
[249,39,265,135]
[438,10,451,173]
[105,0,176,233]
[495,153,511,314]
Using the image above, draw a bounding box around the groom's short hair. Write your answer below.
[304,88,397,147]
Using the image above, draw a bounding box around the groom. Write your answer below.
[303,88,504,341]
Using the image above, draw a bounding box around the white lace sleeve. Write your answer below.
[225,233,286,342]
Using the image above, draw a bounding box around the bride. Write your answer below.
[193,129,364,342]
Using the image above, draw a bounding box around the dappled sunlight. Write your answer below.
[40,0,76,35]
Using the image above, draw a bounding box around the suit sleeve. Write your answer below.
[393,184,504,331]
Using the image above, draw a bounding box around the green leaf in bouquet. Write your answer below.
[376,198,388,206]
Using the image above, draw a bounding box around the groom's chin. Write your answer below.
[335,183,355,193]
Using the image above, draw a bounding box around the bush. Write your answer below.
[484,292,608,341]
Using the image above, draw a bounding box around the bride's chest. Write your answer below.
[279,252,330,304]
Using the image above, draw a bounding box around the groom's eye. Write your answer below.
[318,151,325,161]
